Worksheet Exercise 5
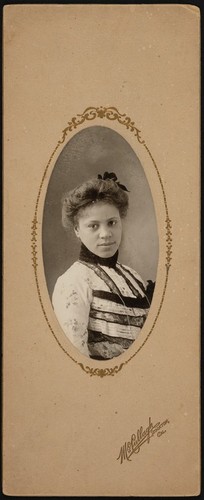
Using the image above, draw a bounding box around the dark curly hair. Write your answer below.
[62,175,129,228]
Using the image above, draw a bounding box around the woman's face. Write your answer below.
[74,202,123,257]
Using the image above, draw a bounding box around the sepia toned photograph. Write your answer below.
[3,4,200,497]
[42,125,159,360]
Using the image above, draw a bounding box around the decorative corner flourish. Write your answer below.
[78,363,124,378]
[58,106,145,146]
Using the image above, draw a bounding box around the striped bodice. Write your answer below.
[78,260,150,360]
[52,250,153,360]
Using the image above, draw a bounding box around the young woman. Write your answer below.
[52,172,155,360]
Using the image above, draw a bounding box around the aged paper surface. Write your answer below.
[3,4,200,496]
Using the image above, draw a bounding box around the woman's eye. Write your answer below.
[89,224,98,229]
[108,220,117,226]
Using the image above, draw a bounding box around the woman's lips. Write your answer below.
[98,242,115,247]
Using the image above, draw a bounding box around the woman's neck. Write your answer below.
[79,243,118,268]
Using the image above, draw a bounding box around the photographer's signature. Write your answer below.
[117,417,170,464]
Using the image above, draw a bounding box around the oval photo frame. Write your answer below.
[31,106,172,377]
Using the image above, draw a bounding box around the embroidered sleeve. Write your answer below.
[52,269,92,357]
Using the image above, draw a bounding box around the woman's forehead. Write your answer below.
[79,202,120,221]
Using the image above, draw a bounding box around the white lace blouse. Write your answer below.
[52,250,151,360]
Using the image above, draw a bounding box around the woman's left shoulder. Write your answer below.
[119,262,156,301]
[117,262,146,286]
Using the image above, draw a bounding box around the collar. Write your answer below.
[79,243,118,268]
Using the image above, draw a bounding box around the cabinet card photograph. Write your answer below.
[3,4,200,497]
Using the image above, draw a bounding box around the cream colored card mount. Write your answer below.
[3,5,200,496]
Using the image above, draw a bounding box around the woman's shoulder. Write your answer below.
[53,261,94,296]
[55,260,92,284]
[117,261,156,301]
[52,261,93,305]
[117,261,146,286]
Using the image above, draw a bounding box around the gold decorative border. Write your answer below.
[31,106,172,378]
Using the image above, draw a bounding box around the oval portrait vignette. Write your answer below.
[42,125,159,361]
[32,109,172,378]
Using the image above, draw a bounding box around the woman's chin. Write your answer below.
[96,245,118,257]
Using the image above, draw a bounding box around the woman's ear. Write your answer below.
[74,226,80,238]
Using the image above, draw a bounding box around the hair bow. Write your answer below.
[97,171,129,192]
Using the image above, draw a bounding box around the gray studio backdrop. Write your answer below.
[42,126,159,299]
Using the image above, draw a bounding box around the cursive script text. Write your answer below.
[117,417,170,464]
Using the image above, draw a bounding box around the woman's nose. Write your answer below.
[99,226,112,238]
